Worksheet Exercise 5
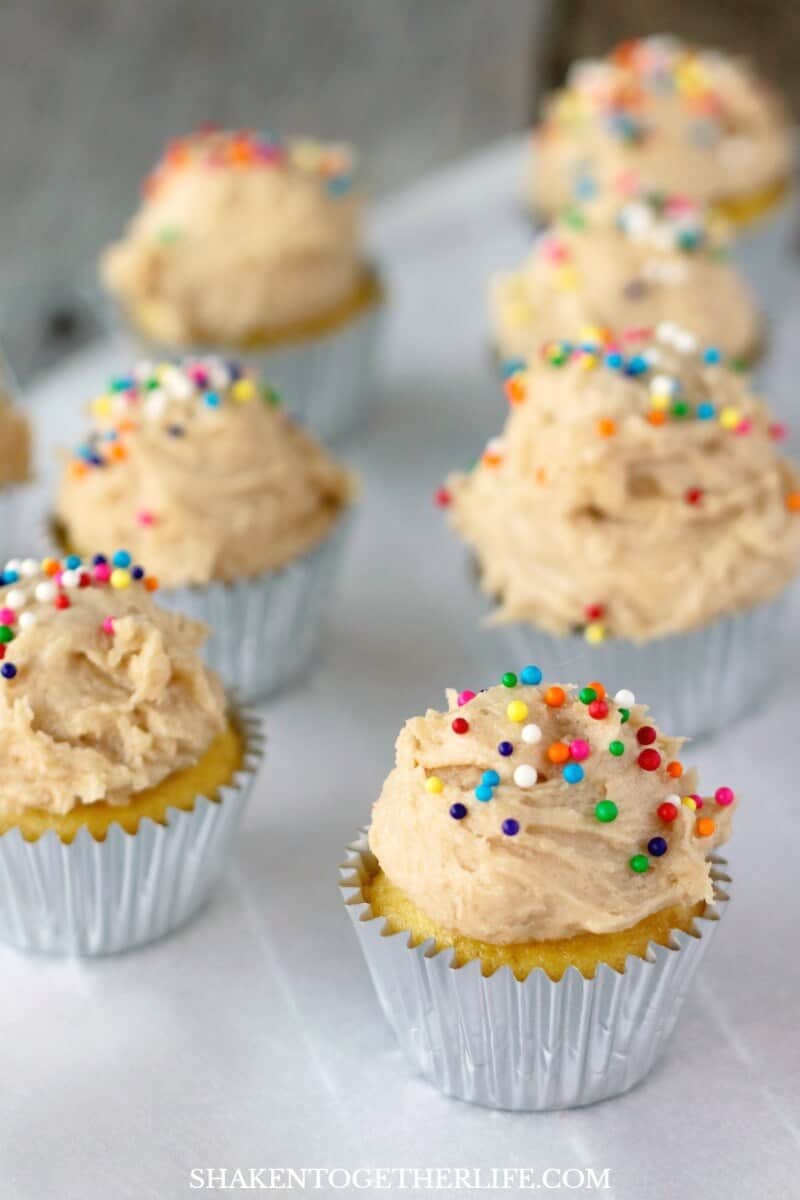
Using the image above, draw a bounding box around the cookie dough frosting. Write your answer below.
[445,326,800,641]
[0,552,226,815]
[101,128,365,346]
[0,382,31,489]
[492,194,760,362]
[530,35,792,218]
[370,672,735,944]
[56,357,353,588]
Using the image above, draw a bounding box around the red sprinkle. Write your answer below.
[685,487,703,505]
[657,801,678,822]
[636,725,657,745]
[54,594,70,610]
[638,748,661,771]
[452,717,469,735]
[588,699,609,720]
[584,602,605,621]
[434,487,452,508]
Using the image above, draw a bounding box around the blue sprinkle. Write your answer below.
[1,663,17,679]
[167,425,185,437]
[482,770,500,787]
[112,550,132,568]
[563,763,584,784]
[475,785,494,803]
[65,555,82,570]
[574,175,597,200]
[3,571,18,584]
[497,741,514,757]
[625,355,648,376]
[449,803,468,821]
[92,554,107,566]
[501,818,520,837]
[131,565,145,580]
[326,174,353,198]
[696,402,716,420]
[605,352,623,369]
[501,358,526,379]
[204,391,221,408]
[520,665,542,686]
[648,836,668,857]
[703,347,722,364]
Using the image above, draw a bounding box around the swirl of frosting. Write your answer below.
[56,357,354,588]
[0,553,226,815]
[447,327,800,640]
[101,129,365,346]
[492,194,760,362]
[370,678,735,944]
[529,36,792,218]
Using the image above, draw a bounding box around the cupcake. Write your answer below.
[100,128,382,442]
[52,356,355,701]
[342,673,734,1110]
[0,551,263,955]
[528,37,795,313]
[0,365,33,559]
[492,192,761,369]
[442,326,800,737]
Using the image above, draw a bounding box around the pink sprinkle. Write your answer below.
[136,509,156,527]
[734,418,753,436]
[0,608,14,625]
[54,570,63,585]
[569,738,591,762]
[93,563,112,583]
[715,786,735,807]
[769,422,789,441]
[540,236,568,264]
[102,617,115,635]
[457,690,476,707]
[691,793,703,810]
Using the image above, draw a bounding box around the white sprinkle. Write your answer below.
[34,581,57,603]
[5,589,26,609]
[4,559,20,574]
[675,329,697,354]
[144,389,167,418]
[60,569,81,589]
[18,611,36,631]
[664,793,682,807]
[649,374,676,397]
[20,558,39,578]
[614,688,635,707]
[521,723,542,745]
[513,764,538,788]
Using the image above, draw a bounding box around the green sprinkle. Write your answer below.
[0,625,13,644]
[502,672,518,688]
[671,400,690,418]
[595,800,618,823]
[608,740,625,757]
[263,386,282,408]
[579,686,597,705]
[158,226,180,245]
[619,708,630,724]
[630,854,649,874]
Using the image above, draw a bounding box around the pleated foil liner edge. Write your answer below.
[340,829,730,1112]
[0,704,264,956]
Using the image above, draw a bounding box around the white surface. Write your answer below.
[5,138,800,1200]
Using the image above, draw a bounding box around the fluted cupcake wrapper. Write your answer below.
[341,830,730,1112]
[0,706,264,957]
[494,587,792,741]
[111,279,384,445]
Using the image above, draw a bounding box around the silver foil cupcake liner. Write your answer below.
[494,588,792,741]
[341,830,730,1112]
[109,275,384,444]
[0,705,264,956]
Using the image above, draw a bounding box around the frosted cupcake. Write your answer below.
[442,326,800,737]
[492,192,761,367]
[342,672,734,1109]
[52,356,355,700]
[528,37,795,312]
[0,366,32,561]
[0,551,262,954]
[101,128,382,441]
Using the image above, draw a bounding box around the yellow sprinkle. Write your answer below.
[650,393,670,412]
[92,394,113,418]
[578,353,598,371]
[584,622,606,644]
[681,795,697,811]
[425,776,444,795]
[719,407,741,430]
[507,700,529,723]
[110,568,131,590]
[554,266,580,291]
[232,378,256,403]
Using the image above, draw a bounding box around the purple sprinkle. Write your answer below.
[501,818,519,837]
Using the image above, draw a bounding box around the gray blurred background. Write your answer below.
[2,0,797,377]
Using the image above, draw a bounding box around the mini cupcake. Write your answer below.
[442,326,800,737]
[342,673,734,1110]
[492,192,761,368]
[0,551,263,955]
[101,128,382,442]
[528,37,795,312]
[52,356,355,701]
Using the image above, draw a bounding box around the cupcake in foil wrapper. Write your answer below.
[110,271,384,445]
[48,511,354,704]
[341,831,730,1112]
[0,705,264,957]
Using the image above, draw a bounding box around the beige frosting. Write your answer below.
[0,562,226,815]
[0,384,31,489]
[56,357,353,588]
[492,196,760,362]
[101,129,364,346]
[370,681,734,944]
[448,327,800,641]
[530,36,793,218]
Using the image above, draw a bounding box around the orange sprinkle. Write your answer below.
[587,680,606,700]
[117,419,136,434]
[544,686,566,708]
[144,576,159,592]
[547,741,570,765]
[786,492,800,512]
[647,410,667,427]
[482,452,502,468]
[535,467,548,485]
[504,376,527,406]
[597,417,617,438]
[108,444,128,462]
[666,761,684,779]
[68,461,88,479]
[695,817,716,838]
[42,558,60,577]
